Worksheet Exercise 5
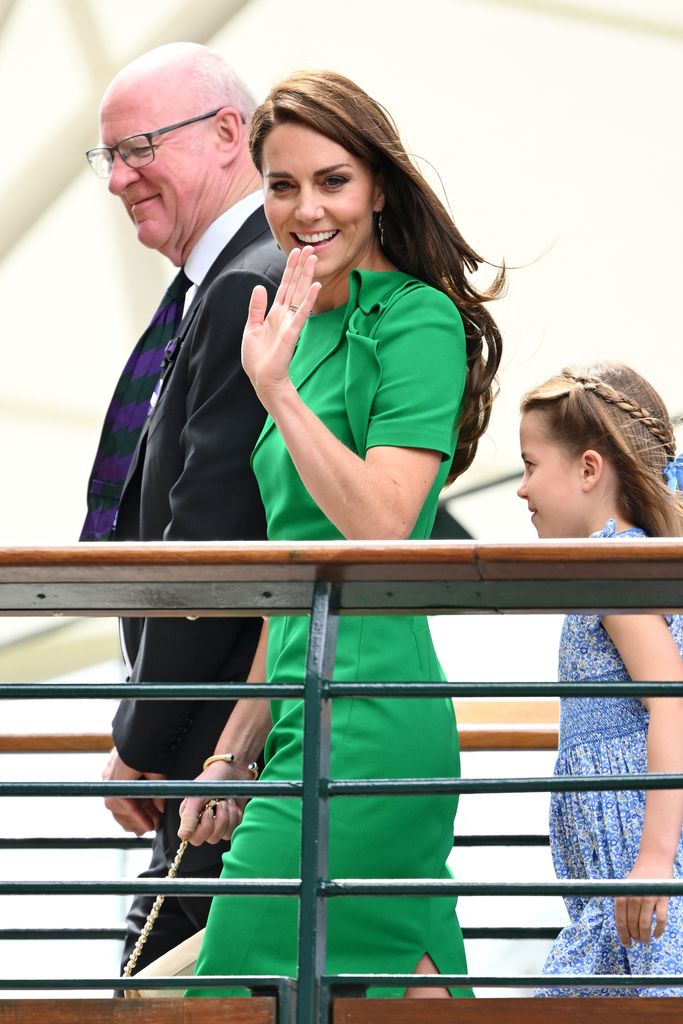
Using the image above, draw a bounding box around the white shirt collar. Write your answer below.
[184,191,264,287]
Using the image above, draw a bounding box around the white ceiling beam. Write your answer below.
[59,0,110,80]
[0,0,18,37]
[52,2,169,326]
[466,0,683,41]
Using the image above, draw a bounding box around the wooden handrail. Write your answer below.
[0,997,676,1022]
[0,729,558,753]
[0,540,680,616]
[0,538,681,579]
[0,699,560,754]
[333,997,683,1022]
[0,734,113,754]
[0,999,276,1022]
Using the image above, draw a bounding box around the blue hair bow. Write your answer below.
[663,453,683,493]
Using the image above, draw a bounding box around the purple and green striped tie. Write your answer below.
[80,269,192,541]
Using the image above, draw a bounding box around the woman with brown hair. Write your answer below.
[179,69,504,999]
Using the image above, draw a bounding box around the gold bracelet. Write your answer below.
[202,753,259,779]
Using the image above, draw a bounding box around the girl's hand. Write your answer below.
[177,762,249,847]
[615,858,672,946]
[242,246,321,407]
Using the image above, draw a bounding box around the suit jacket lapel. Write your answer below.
[199,207,272,293]
[119,207,273,503]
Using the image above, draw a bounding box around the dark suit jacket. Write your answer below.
[112,207,284,868]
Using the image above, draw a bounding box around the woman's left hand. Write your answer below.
[178,763,247,846]
[242,246,321,406]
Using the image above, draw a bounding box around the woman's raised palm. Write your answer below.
[242,246,320,404]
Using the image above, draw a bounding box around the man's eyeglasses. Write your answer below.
[86,108,229,179]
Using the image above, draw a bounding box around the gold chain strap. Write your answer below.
[122,799,218,978]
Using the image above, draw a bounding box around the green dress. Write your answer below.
[190,269,471,998]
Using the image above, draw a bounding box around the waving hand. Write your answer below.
[242,246,320,406]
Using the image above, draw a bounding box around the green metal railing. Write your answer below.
[0,540,682,1022]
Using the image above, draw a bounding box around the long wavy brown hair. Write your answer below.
[521,362,682,537]
[249,70,505,484]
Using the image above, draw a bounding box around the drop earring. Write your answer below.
[377,210,385,247]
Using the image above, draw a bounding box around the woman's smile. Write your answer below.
[291,228,339,249]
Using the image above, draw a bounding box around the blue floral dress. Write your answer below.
[537,520,683,997]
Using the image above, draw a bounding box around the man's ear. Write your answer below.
[215,107,244,160]
[580,449,604,492]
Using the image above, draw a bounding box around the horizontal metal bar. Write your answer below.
[0,975,292,992]
[0,683,302,700]
[0,925,562,943]
[326,773,683,795]
[0,780,300,797]
[1,681,680,700]
[453,834,548,847]
[326,681,683,697]
[2,877,683,897]
[324,972,683,989]
[322,879,683,896]
[0,928,125,940]
[0,831,549,852]
[461,927,560,940]
[3,773,680,799]
[3,973,681,991]
[0,879,300,895]
[0,837,152,850]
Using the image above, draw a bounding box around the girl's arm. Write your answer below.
[602,612,683,946]
[178,621,272,846]
[242,247,442,540]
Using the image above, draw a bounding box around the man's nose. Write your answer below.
[108,153,140,196]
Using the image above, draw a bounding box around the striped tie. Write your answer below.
[80,269,192,541]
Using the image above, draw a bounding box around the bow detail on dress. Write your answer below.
[342,270,423,456]
[664,453,683,493]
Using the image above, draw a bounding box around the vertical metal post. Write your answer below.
[297,581,339,1024]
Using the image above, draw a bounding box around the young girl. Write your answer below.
[518,361,683,997]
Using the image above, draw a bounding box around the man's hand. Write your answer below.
[102,747,166,835]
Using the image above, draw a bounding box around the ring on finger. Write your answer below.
[288,304,299,312]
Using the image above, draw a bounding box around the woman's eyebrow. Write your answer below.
[265,162,353,178]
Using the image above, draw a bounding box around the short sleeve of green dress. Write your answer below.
[190,270,473,999]
[349,272,466,458]
[250,269,466,542]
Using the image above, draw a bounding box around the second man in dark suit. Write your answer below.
[82,42,284,970]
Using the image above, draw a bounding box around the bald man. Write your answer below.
[82,44,283,973]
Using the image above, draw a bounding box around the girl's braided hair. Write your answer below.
[520,362,681,537]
